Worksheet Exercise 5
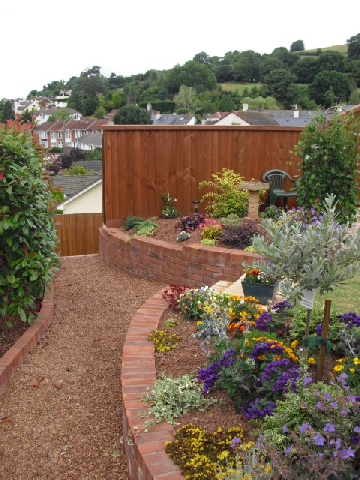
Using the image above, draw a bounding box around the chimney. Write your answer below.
[243,103,248,112]
[147,103,152,112]
[294,110,299,118]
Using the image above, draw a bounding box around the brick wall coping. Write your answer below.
[0,286,54,394]
[121,288,185,480]
[100,228,256,288]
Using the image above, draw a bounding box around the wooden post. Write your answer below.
[304,308,311,363]
[315,299,331,382]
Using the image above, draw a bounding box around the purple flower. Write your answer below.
[316,401,324,411]
[303,377,312,386]
[299,422,312,434]
[330,402,338,408]
[282,425,288,433]
[231,437,242,449]
[330,438,342,450]
[338,447,355,460]
[198,349,235,393]
[314,434,326,446]
[255,311,272,332]
[243,399,276,420]
[324,423,336,433]
[354,426,360,433]
[324,393,331,402]
[284,444,294,455]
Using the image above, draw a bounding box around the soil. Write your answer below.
[154,306,252,437]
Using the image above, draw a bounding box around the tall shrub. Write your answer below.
[293,112,360,225]
[199,168,249,218]
[0,121,59,325]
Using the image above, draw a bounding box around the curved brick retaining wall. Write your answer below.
[99,228,255,287]
[0,287,54,393]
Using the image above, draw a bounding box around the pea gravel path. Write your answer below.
[0,254,165,480]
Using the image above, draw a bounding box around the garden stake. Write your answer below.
[304,308,311,363]
[315,299,331,382]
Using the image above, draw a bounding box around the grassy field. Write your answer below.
[220,83,259,93]
[315,270,360,314]
[304,44,348,55]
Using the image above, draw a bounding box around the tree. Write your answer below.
[59,148,86,169]
[317,51,346,73]
[47,109,72,122]
[347,33,360,61]
[293,112,360,225]
[263,69,299,108]
[1,100,15,123]
[290,57,319,84]
[173,85,197,110]
[113,105,152,125]
[290,40,305,52]
[309,71,351,107]
[94,93,106,118]
[259,56,284,80]
[271,47,299,68]
[164,61,217,94]
[232,50,262,82]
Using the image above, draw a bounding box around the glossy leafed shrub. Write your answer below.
[0,121,59,325]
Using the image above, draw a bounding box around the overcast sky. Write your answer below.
[3,0,359,99]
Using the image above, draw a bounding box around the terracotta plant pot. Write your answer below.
[241,281,276,305]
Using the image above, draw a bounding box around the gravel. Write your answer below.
[0,254,165,480]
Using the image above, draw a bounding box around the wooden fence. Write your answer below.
[102,125,304,227]
[54,213,103,256]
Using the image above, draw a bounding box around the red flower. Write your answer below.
[0,172,4,181]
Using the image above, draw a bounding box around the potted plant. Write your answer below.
[241,266,278,305]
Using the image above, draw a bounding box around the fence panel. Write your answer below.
[102,125,303,227]
[54,213,103,256]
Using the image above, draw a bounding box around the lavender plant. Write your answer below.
[248,194,360,302]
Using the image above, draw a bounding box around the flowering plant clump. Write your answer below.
[242,266,277,286]
[199,218,224,241]
[178,286,230,320]
[165,423,254,480]
[148,329,181,353]
[161,192,179,219]
[285,205,324,229]
[162,284,189,311]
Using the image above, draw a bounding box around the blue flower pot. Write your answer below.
[241,281,276,305]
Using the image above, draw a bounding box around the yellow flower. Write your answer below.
[349,368,355,374]
[354,358,360,366]
[291,340,299,350]
[308,357,316,365]
[196,321,202,327]
[333,365,344,373]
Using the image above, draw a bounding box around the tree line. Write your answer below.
[1,34,360,124]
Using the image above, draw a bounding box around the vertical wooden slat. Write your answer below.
[102,125,309,224]
[54,213,102,256]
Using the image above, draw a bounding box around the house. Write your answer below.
[70,132,102,150]
[53,173,102,214]
[150,112,197,126]
[203,111,279,126]
[14,99,40,115]
[34,107,82,125]
[34,118,110,149]
[53,90,72,108]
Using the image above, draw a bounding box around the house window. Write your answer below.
[51,132,56,139]
[58,132,63,139]
[41,132,47,140]
[75,130,82,138]
[65,131,71,139]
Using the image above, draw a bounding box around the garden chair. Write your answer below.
[262,169,297,209]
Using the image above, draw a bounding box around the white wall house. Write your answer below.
[53,175,102,214]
